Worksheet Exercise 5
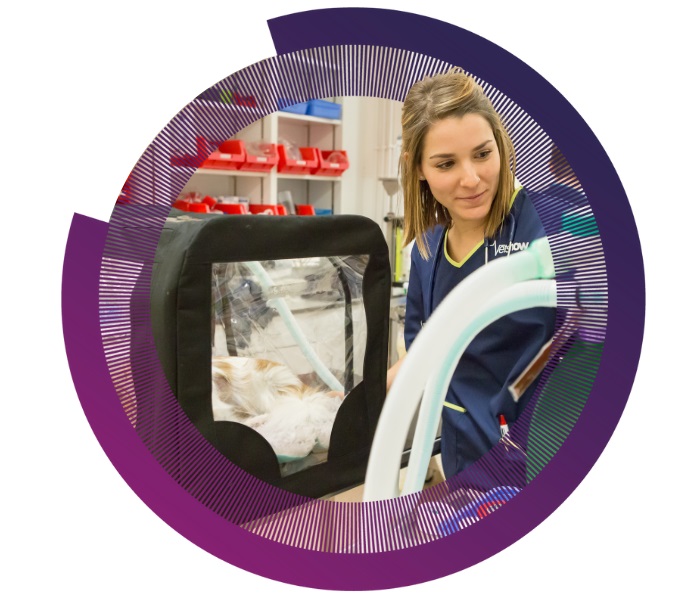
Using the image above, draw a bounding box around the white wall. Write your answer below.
[340,96,403,240]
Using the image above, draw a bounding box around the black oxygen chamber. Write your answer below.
[150,211,401,498]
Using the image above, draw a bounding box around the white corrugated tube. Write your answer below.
[363,237,557,501]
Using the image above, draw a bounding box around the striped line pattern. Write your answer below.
[98,45,607,552]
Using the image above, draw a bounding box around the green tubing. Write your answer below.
[244,261,344,392]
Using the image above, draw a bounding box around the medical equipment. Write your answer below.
[243,260,344,393]
[364,237,557,501]
[149,210,392,498]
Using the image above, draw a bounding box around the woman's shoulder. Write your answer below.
[512,186,533,211]
[512,187,546,238]
[413,224,446,261]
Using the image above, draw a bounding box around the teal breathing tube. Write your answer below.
[244,260,344,393]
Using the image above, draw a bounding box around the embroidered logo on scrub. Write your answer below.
[493,241,530,256]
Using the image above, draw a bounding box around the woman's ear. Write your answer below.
[404,151,426,181]
[412,158,426,181]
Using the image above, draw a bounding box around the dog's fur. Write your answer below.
[212,356,343,459]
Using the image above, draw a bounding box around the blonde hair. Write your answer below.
[400,68,517,258]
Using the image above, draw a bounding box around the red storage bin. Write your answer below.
[240,142,278,172]
[276,145,319,174]
[312,149,349,176]
[171,136,215,168]
[173,199,191,211]
[215,203,248,215]
[173,200,210,213]
[295,204,316,216]
[249,204,285,215]
[201,140,246,170]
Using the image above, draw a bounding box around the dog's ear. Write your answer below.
[212,366,233,404]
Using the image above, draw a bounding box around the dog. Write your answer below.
[212,356,344,459]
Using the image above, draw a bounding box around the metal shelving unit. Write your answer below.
[180,109,346,214]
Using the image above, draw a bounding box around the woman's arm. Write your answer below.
[388,242,427,393]
[386,355,407,393]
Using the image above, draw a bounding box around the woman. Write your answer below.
[388,69,555,483]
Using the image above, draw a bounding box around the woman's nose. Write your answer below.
[458,163,481,187]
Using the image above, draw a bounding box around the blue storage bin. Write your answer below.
[306,99,342,120]
[314,208,333,216]
[278,99,309,114]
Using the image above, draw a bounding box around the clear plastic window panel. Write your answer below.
[211,256,368,476]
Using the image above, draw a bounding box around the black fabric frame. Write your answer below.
[151,212,391,497]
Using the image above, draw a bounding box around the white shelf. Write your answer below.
[191,99,341,126]
[278,173,342,182]
[277,112,341,126]
[195,168,269,178]
[194,169,341,182]
[193,169,273,177]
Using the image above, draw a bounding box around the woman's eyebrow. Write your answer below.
[473,139,494,150]
[428,139,494,160]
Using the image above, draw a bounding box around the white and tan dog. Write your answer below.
[212,356,344,459]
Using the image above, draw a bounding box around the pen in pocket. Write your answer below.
[499,414,509,438]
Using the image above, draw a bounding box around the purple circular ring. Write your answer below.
[62,8,644,590]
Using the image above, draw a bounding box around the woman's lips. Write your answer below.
[456,191,485,201]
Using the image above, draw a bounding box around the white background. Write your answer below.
[2,1,697,598]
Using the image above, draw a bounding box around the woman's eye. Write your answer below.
[436,161,454,170]
[476,150,492,159]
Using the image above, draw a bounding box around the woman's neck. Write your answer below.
[446,219,485,263]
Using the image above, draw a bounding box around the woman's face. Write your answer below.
[419,113,501,229]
